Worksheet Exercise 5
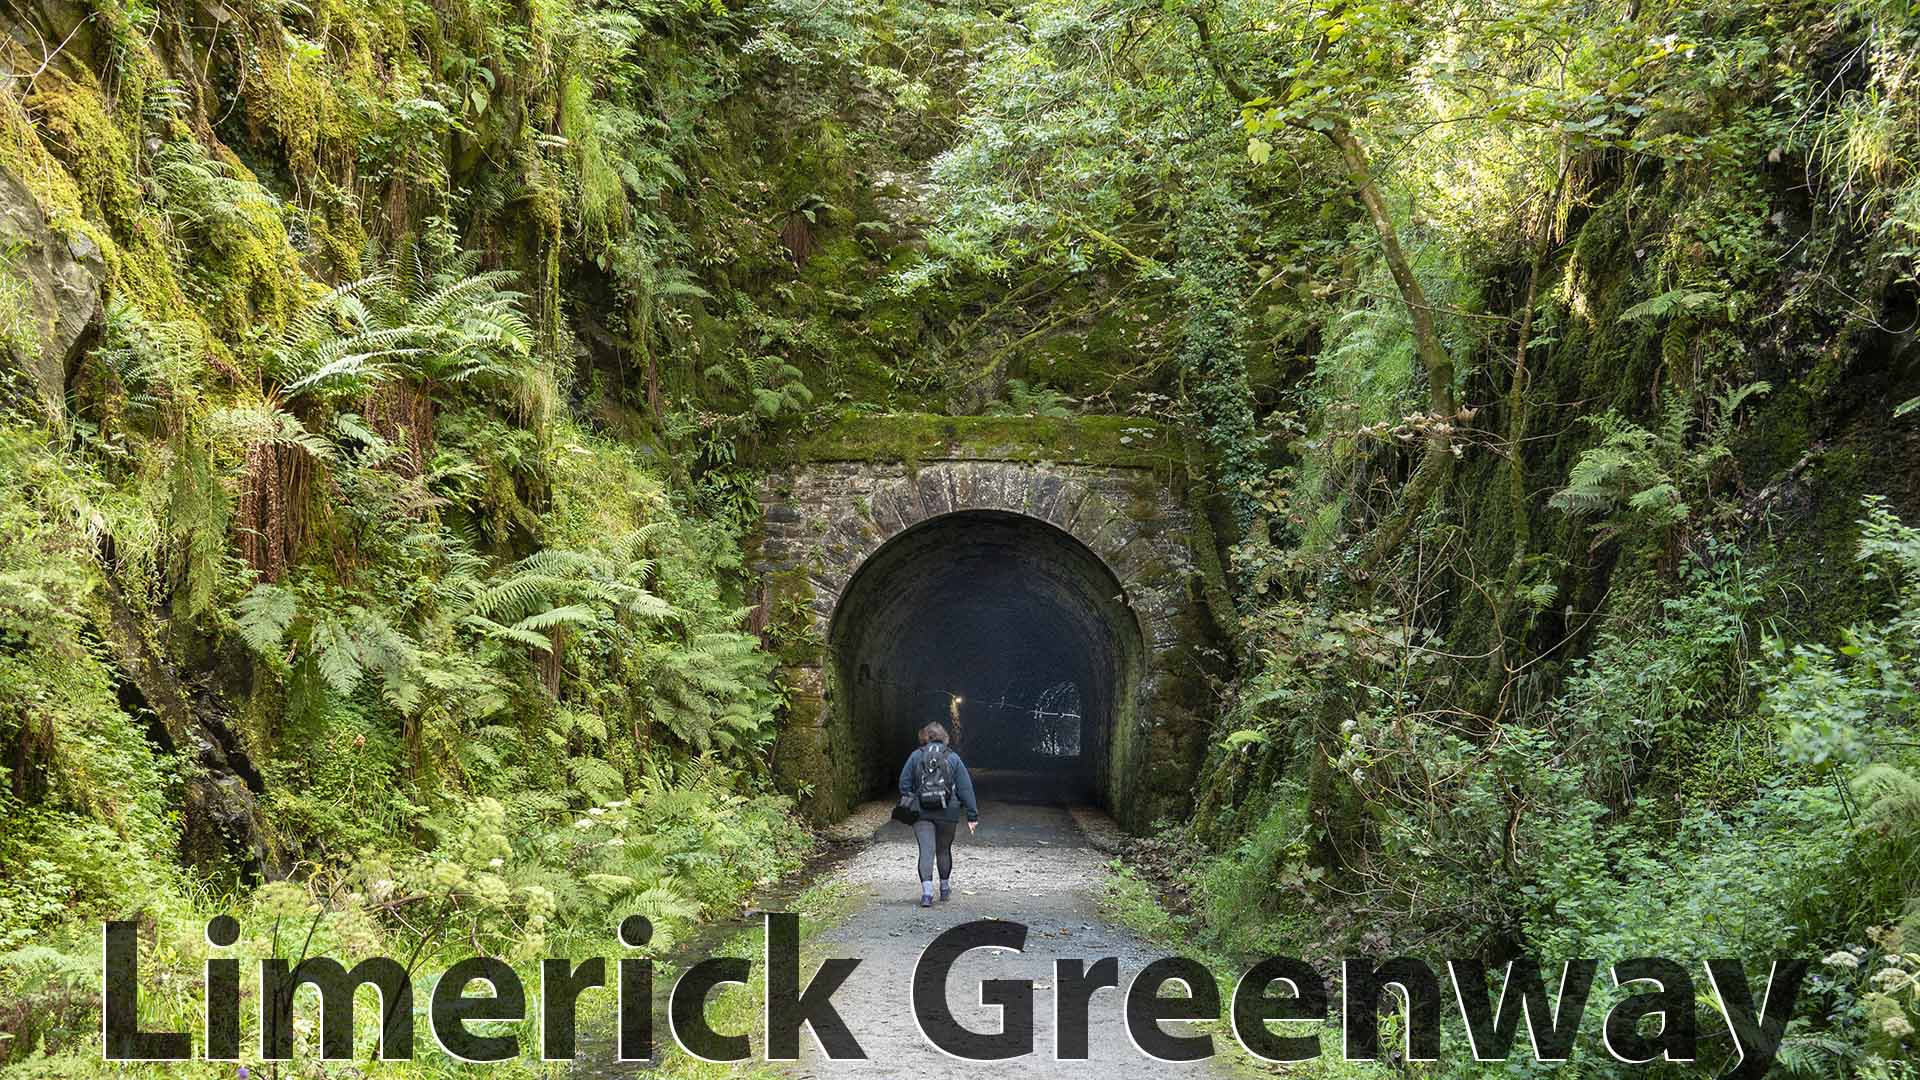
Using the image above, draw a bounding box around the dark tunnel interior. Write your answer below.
[829,510,1143,807]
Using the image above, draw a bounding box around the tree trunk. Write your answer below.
[1317,120,1459,575]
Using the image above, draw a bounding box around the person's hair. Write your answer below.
[919,722,948,745]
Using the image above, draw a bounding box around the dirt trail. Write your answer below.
[782,799,1234,1080]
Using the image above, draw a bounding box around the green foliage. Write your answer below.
[1617,287,1728,324]
[1767,498,1920,778]
[0,426,183,962]
[1175,185,1263,528]
[1550,382,1770,540]
[273,251,544,420]
[0,0,841,1057]
[9,0,1920,1073]
[984,378,1074,418]
[703,350,814,423]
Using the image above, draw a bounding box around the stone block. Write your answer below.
[1031,473,1066,520]
[916,469,952,518]
[951,462,980,508]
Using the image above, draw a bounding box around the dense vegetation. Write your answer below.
[2,0,1919,1074]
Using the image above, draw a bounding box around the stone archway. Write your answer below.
[752,429,1225,831]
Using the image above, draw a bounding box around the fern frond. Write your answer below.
[514,604,600,632]
[1853,764,1920,834]
[234,584,297,655]
[309,618,366,694]
[1618,288,1726,324]
[461,614,555,651]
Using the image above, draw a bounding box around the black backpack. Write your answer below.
[916,743,956,809]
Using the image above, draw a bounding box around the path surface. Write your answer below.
[783,798,1234,1080]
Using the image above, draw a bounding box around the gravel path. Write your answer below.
[780,799,1235,1080]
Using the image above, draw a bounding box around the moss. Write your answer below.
[773,722,843,821]
[765,411,1183,468]
[1180,449,1241,647]
[1016,293,1170,401]
[184,188,311,341]
[236,0,392,187]
[0,80,84,220]
[96,219,207,342]
[784,236,929,403]
[22,72,142,229]
[307,176,369,278]
[1,65,238,365]
[764,567,824,667]
[1772,443,1887,635]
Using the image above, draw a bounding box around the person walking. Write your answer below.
[899,722,978,907]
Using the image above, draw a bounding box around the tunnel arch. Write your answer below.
[758,455,1218,829]
[827,509,1146,807]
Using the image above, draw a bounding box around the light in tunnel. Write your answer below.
[1032,681,1083,758]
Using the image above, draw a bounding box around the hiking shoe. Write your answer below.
[919,894,933,908]
[939,883,952,902]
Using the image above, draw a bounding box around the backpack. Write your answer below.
[916,743,956,809]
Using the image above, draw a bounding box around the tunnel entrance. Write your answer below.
[829,510,1145,808]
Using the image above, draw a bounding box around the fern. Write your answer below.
[1618,288,1726,324]
[309,617,365,694]
[471,573,578,623]
[1550,383,1769,536]
[461,613,555,651]
[207,405,336,464]
[986,379,1075,418]
[271,253,539,411]
[515,604,600,632]
[558,708,608,742]
[568,756,624,800]
[704,353,813,421]
[625,884,704,949]
[1773,1034,1855,1078]
[1548,421,1653,516]
[234,584,297,654]
[1854,764,1920,837]
[149,141,277,242]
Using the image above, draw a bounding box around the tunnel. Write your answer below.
[828,510,1146,808]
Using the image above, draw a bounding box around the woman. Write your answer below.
[899,721,979,907]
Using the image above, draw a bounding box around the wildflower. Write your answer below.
[1825,950,1861,970]
[589,807,607,816]
[1872,967,1907,990]
[606,838,626,847]
[1884,1015,1914,1039]
[488,857,504,868]
[574,818,594,829]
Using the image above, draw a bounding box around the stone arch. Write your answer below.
[798,462,1155,639]
[755,455,1219,831]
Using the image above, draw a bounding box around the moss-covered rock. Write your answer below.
[0,165,104,420]
[770,410,1183,469]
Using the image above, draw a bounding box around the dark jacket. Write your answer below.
[900,742,978,823]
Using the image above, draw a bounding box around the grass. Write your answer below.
[1098,860,1393,1080]
[649,877,861,1079]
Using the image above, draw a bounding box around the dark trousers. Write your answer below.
[913,819,957,883]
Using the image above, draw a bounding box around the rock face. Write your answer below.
[94,579,273,878]
[0,166,105,421]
